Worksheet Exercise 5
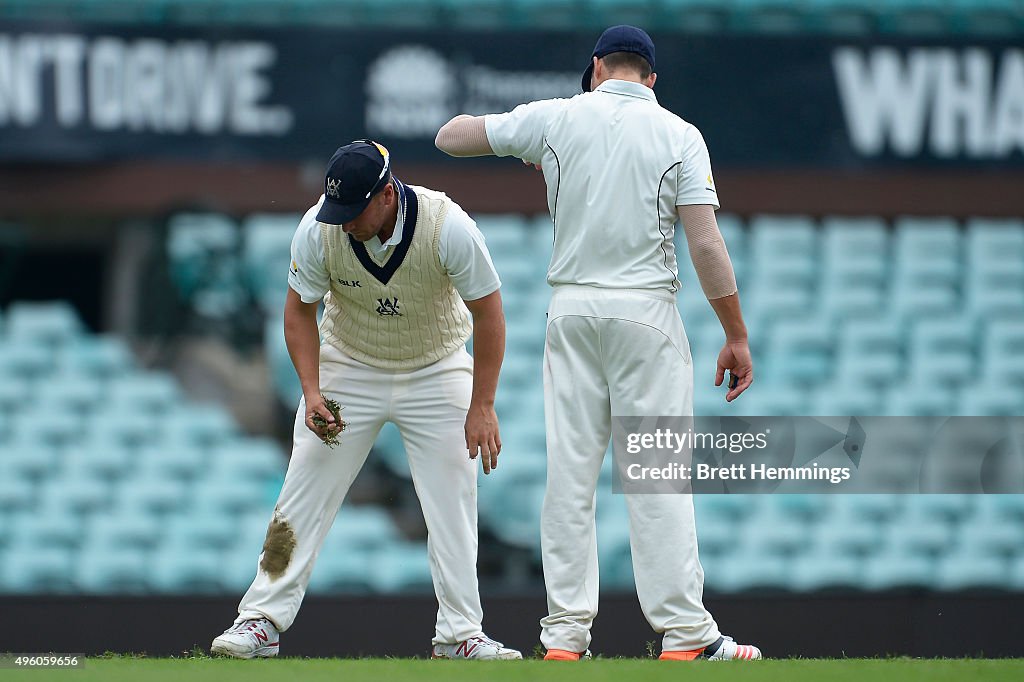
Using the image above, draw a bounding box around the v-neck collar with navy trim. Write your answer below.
[348,179,417,285]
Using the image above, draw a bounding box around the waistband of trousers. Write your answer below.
[550,284,677,305]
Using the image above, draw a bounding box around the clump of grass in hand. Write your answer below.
[312,396,346,448]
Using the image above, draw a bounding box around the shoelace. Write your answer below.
[468,634,505,649]
[230,619,272,637]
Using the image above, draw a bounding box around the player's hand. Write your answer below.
[716,339,753,402]
[465,403,501,475]
[304,393,340,442]
[521,159,542,171]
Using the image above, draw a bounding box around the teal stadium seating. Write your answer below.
[2,0,1022,33]
[5,204,1024,596]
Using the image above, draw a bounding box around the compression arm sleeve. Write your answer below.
[435,115,494,157]
[677,204,738,300]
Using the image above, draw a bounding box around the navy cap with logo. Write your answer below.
[581,25,656,93]
[316,140,392,225]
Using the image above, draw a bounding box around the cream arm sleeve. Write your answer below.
[435,115,494,157]
[677,204,738,300]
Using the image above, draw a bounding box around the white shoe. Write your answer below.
[704,635,762,661]
[432,633,523,660]
[211,618,280,659]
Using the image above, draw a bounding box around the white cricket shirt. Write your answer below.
[289,189,501,304]
[485,79,719,293]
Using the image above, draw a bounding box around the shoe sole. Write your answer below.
[210,638,279,659]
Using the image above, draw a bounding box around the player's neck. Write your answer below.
[376,196,400,243]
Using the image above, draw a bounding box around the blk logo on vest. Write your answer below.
[337,279,361,288]
[376,297,402,316]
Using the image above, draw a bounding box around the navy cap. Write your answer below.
[316,140,392,225]
[581,25,656,92]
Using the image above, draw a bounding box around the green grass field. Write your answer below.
[11,657,1024,681]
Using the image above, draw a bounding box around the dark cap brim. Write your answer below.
[316,196,371,225]
[582,62,594,92]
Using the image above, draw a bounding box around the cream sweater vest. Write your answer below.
[319,182,473,370]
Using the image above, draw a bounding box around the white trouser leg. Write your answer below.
[237,346,387,631]
[602,315,721,651]
[394,348,483,645]
[540,315,608,653]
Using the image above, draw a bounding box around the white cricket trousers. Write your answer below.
[540,285,721,653]
[237,344,484,645]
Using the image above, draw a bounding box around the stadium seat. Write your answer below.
[0,376,31,414]
[207,438,287,483]
[75,547,151,594]
[711,552,792,592]
[7,510,82,550]
[863,551,935,589]
[323,506,401,553]
[596,506,633,588]
[744,506,813,557]
[55,336,135,378]
[163,512,238,551]
[242,213,300,314]
[935,556,1009,590]
[32,374,105,415]
[106,373,182,413]
[833,494,904,522]
[192,477,275,515]
[886,386,957,416]
[5,301,84,346]
[973,495,1024,523]
[883,517,953,557]
[366,543,434,592]
[86,410,164,450]
[166,213,239,294]
[0,438,62,482]
[0,339,52,379]
[958,383,1024,417]
[810,516,881,557]
[161,404,241,446]
[765,319,834,384]
[694,516,743,559]
[791,552,866,590]
[61,440,135,481]
[0,547,75,594]
[748,215,817,259]
[912,494,975,521]
[966,218,1024,264]
[86,512,163,551]
[953,524,1024,559]
[308,548,374,593]
[150,546,224,594]
[219,544,262,592]
[265,315,303,407]
[908,318,976,385]
[114,477,191,516]
[694,494,756,521]
[38,476,111,515]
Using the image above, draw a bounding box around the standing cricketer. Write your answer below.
[435,26,761,661]
[211,140,521,660]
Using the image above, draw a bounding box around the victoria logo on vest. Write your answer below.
[376,297,402,316]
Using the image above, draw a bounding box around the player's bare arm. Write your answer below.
[463,289,505,474]
[283,287,339,441]
[435,115,494,157]
[677,204,753,402]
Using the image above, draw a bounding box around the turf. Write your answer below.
[12,657,1024,682]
